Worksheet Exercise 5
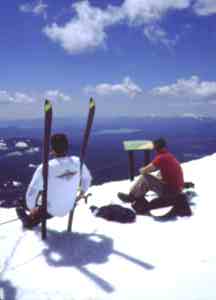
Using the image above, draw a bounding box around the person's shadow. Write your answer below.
[0,280,17,300]
[41,229,155,293]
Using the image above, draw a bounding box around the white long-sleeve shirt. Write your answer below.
[26,156,92,217]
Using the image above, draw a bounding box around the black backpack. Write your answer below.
[90,204,136,223]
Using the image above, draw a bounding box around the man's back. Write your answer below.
[26,156,92,216]
[152,149,184,192]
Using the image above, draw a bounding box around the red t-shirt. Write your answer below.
[152,149,184,192]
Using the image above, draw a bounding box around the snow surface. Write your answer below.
[28,164,37,169]
[0,142,8,151]
[1,154,216,300]
[25,147,40,154]
[15,142,28,150]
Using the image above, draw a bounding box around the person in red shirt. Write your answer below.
[118,138,186,214]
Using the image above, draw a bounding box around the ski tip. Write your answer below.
[44,99,52,112]
[89,97,95,109]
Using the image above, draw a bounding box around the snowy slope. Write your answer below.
[1,154,216,300]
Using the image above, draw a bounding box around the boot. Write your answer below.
[132,197,150,215]
[117,192,136,203]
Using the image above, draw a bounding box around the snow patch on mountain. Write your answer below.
[15,142,29,149]
[0,141,8,151]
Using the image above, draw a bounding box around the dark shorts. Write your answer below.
[16,205,53,229]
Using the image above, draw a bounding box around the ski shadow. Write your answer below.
[41,230,155,293]
[0,279,17,300]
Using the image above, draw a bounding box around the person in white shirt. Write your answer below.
[16,133,92,228]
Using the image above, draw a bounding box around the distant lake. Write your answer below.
[94,128,143,135]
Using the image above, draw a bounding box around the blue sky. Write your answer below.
[0,0,216,120]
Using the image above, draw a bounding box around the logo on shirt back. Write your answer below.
[57,170,78,181]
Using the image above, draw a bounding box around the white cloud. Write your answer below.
[0,90,34,104]
[122,0,191,24]
[85,77,142,98]
[151,76,216,100]
[43,1,123,54]
[44,0,190,54]
[181,113,201,118]
[193,0,216,16]
[0,91,14,103]
[12,92,34,103]
[0,89,73,104]
[41,0,216,54]
[44,90,72,102]
[144,24,177,48]
[19,0,48,19]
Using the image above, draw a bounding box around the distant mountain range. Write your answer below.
[0,116,215,197]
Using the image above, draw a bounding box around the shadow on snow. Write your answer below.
[41,230,155,293]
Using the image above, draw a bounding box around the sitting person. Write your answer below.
[118,138,191,215]
[16,133,92,228]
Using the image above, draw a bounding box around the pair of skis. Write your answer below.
[41,98,95,240]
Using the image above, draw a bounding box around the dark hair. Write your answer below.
[153,138,167,151]
[51,133,69,156]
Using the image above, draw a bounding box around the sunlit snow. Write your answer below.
[0,154,216,300]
